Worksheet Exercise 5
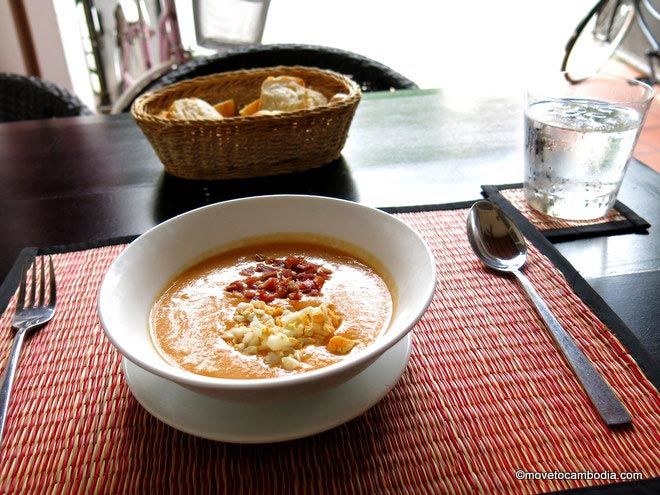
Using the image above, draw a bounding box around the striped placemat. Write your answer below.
[482,184,650,242]
[0,205,658,494]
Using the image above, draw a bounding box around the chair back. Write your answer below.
[0,73,92,123]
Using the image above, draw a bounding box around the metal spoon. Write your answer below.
[466,200,631,427]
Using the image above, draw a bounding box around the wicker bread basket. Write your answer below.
[131,66,361,180]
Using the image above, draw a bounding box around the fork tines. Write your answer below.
[17,256,56,311]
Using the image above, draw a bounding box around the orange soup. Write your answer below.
[150,238,393,379]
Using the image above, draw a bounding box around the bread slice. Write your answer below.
[239,98,262,116]
[213,99,236,117]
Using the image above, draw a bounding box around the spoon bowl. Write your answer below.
[466,201,527,272]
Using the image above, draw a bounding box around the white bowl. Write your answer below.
[98,195,436,402]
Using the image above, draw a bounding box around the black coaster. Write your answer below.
[482,183,650,242]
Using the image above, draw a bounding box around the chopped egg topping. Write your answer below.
[224,300,355,370]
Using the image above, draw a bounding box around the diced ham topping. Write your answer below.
[225,255,332,302]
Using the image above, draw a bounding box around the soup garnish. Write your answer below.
[225,255,333,302]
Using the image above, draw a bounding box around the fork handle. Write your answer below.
[512,269,631,426]
[0,329,26,447]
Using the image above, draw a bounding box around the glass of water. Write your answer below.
[193,0,271,49]
[524,74,654,220]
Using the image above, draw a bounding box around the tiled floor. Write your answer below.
[604,60,660,172]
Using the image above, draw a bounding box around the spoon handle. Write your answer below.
[512,269,631,426]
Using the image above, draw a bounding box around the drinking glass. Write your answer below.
[524,73,654,220]
[193,0,271,49]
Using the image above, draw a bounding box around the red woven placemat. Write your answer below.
[0,207,658,494]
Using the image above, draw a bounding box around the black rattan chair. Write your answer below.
[0,73,92,123]
[119,44,418,113]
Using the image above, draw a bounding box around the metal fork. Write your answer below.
[0,256,56,446]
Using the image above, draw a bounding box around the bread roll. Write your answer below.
[330,93,350,104]
[168,98,223,120]
[305,88,328,109]
[260,76,308,112]
[254,110,283,116]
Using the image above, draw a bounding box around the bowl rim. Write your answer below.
[98,195,436,391]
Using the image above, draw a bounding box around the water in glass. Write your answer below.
[524,98,641,219]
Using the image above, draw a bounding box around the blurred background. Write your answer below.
[1,0,657,113]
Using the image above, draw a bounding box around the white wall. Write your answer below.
[0,0,28,74]
[2,0,96,110]
[23,0,72,87]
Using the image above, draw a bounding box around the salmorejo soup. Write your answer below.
[150,235,394,379]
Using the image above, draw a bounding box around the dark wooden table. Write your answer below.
[0,89,658,365]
